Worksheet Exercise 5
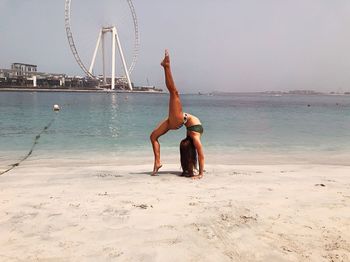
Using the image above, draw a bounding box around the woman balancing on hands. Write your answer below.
[150,50,205,179]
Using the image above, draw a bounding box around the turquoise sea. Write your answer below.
[0,91,350,160]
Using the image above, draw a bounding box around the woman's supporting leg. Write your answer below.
[150,119,169,175]
[161,50,184,128]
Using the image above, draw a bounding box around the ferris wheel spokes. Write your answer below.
[89,26,133,90]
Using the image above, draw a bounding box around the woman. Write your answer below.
[150,50,204,179]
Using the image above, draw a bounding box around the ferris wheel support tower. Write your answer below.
[89,26,133,90]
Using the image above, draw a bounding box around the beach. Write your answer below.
[2,0,350,260]
[1,153,349,261]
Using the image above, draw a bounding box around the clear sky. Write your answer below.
[1,0,350,93]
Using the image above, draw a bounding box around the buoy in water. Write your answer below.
[53,104,60,111]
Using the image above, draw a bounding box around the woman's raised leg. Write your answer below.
[161,50,184,129]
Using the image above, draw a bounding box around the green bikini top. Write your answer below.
[186,124,204,134]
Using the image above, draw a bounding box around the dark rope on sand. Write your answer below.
[0,114,57,176]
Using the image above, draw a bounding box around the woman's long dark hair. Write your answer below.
[180,136,197,176]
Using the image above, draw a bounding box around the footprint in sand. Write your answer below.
[102,207,129,217]
[47,213,62,218]
[132,203,153,209]
[315,183,326,187]
[96,172,123,178]
[11,212,39,223]
[280,170,296,174]
[159,224,176,230]
[230,171,251,176]
[69,203,81,208]
[29,202,48,209]
[103,247,123,258]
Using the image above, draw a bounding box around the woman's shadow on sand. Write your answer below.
[130,171,185,177]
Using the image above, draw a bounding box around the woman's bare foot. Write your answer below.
[161,49,170,68]
[192,174,203,180]
[151,164,162,176]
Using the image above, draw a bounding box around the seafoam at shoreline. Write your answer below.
[1,149,349,173]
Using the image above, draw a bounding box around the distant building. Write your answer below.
[288,90,322,95]
[133,86,163,92]
[11,63,37,76]
[1,63,160,91]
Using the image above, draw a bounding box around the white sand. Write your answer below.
[0,154,349,261]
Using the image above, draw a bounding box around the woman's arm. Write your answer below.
[191,134,205,179]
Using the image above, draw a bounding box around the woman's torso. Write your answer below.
[185,113,203,135]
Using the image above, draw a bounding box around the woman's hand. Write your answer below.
[161,49,170,68]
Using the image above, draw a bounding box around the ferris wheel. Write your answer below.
[64,0,140,90]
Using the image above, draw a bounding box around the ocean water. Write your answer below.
[0,91,350,159]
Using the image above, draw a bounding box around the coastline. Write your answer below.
[0,87,164,94]
[0,153,349,261]
[2,88,350,96]
[2,149,350,168]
